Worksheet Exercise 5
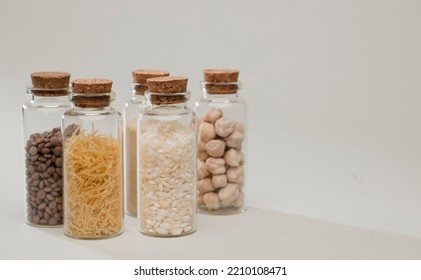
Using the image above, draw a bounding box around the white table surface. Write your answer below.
[1,206,421,260]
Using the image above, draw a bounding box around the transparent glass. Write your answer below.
[62,93,123,239]
[194,82,247,215]
[137,92,197,237]
[22,88,71,227]
[123,83,147,217]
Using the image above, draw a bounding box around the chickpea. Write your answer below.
[203,192,221,210]
[215,117,236,137]
[205,157,226,175]
[198,122,216,143]
[227,166,244,184]
[198,150,209,161]
[197,137,206,151]
[197,178,214,193]
[204,108,223,123]
[197,161,209,180]
[218,183,240,204]
[235,122,244,133]
[225,130,244,149]
[212,174,228,188]
[224,148,242,167]
[231,190,244,208]
[205,139,226,158]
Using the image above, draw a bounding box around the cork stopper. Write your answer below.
[71,79,113,108]
[147,76,188,105]
[203,69,240,94]
[30,71,70,96]
[131,69,170,95]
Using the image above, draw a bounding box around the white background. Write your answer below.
[0,0,420,243]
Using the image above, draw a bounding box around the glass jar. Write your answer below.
[194,69,247,215]
[62,79,123,239]
[123,69,169,217]
[138,76,197,237]
[22,72,71,227]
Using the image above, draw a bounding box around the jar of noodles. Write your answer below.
[62,78,123,239]
[138,76,197,237]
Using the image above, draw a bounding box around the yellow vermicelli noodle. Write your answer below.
[64,129,122,239]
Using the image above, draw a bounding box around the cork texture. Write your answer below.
[203,69,239,83]
[147,76,187,93]
[71,79,113,94]
[71,79,113,108]
[72,96,110,108]
[132,69,170,84]
[31,72,70,89]
[203,69,240,94]
[132,69,170,95]
[147,76,188,105]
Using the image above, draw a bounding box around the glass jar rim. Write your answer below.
[70,90,115,101]
[144,90,191,98]
[130,81,147,88]
[200,81,242,89]
[130,82,148,95]
[26,86,71,95]
[144,90,191,104]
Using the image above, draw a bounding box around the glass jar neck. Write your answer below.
[201,90,240,102]
[144,90,190,113]
[30,94,70,105]
[70,91,114,108]
[147,101,187,110]
[200,81,241,101]
[30,95,71,107]
[130,82,147,98]
[145,100,190,116]
[27,86,70,105]
[131,94,147,103]
[72,105,115,114]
